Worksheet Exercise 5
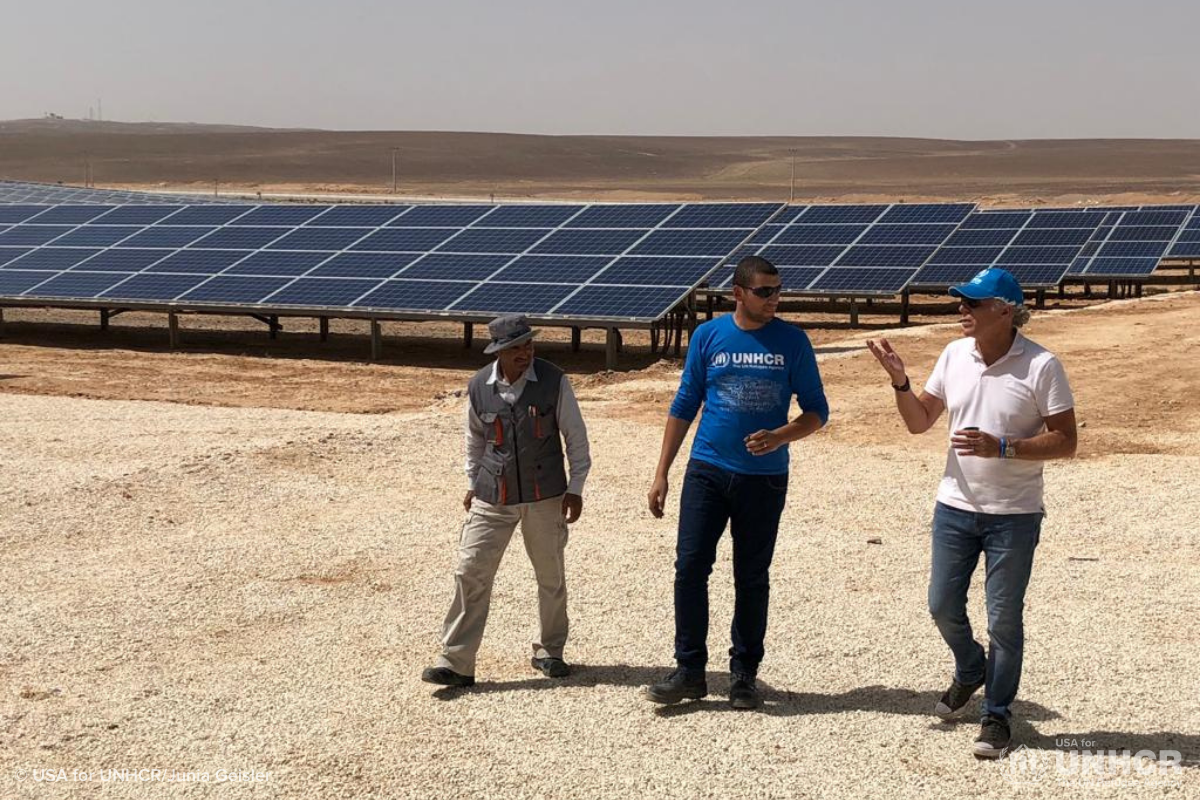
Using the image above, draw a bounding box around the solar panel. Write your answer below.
[708,202,975,295]
[1068,207,1194,277]
[912,208,1103,288]
[0,201,784,323]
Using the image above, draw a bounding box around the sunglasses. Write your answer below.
[961,297,984,309]
[738,284,782,298]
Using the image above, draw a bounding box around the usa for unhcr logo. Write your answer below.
[710,352,785,369]
[1001,744,1183,787]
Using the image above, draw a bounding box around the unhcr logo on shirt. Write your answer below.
[710,352,785,369]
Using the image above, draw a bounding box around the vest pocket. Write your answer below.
[532,404,558,439]
[474,449,510,503]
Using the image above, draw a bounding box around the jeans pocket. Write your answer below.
[765,473,789,494]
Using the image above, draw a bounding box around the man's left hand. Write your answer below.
[562,493,583,524]
[745,429,784,456]
[951,428,1000,458]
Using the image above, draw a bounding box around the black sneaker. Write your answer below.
[729,673,761,710]
[934,676,985,719]
[645,669,707,704]
[531,656,571,678]
[421,666,475,687]
[973,713,1012,759]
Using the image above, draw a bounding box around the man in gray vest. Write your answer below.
[422,314,592,687]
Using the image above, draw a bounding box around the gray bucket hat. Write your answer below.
[483,314,537,354]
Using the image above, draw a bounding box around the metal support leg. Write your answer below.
[849,298,859,328]
[168,312,179,349]
[463,322,473,349]
[571,326,581,352]
[319,316,329,342]
[268,315,280,340]
[605,328,618,370]
[1136,282,1143,299]
[900,290,910,326]
[100,309,110,332]
[1058,283,1066,300]
[674,312,683,357]
[706,294,714,321]
[1036,289,1046,309]
[370,319,382,361]
[0,308,5,337]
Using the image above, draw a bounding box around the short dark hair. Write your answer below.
[733,255,778,288]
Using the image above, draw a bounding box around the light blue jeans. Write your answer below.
[928,501,1043,720]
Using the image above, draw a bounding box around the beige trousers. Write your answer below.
[435,495,569,675]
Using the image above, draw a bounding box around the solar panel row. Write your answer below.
[0,202,784,322]
[0,180,230,205]
[706,203,977,295]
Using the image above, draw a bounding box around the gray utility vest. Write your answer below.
[468,358,568,506]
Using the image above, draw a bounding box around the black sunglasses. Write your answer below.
[737,284,782,298]
[961,297,984,308]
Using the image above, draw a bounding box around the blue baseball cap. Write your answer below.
[949,267,1024,305]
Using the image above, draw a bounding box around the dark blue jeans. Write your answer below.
[674,459,788,676]
[929,501,1043,720]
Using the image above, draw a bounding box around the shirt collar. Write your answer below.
[971,331,1026,364]
[487,360,539,386]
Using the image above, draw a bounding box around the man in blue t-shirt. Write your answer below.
[645,255,829,709]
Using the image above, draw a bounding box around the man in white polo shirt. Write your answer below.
[867,267,1077,759]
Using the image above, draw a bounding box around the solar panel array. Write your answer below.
[0,180,227,205]
[707,203,976,295]
[911,210,1107,288]
[1068,208,1194,278]
[0,202,782,323]
[1166,207,1200,261]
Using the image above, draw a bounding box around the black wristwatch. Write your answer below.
[892,376,911,393]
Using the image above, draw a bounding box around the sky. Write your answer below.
[2,0,1197,139]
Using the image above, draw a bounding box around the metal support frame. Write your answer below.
[900,290,910,326]
[168,312,179,349]
[370,319,382,361]
[100,309,110,331]
[319,316,329,342]
[570,326,581,352]
[605,328,619,370]
[705,294,715,321]
[463,322,473,349]
[849,298,859,328]
[0,307,5,337]
[1035,289,1046,309]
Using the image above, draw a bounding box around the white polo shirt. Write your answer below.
[924,332,1074,514]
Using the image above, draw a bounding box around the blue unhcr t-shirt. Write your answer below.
[669,314,829,475]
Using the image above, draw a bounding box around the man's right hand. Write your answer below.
[648,476,669,518]
[463,490,475,512]
[866,338,907,385]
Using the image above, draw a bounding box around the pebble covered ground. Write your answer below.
[1,300,1198,799]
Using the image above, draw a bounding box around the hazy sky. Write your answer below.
[3,0,1197,138]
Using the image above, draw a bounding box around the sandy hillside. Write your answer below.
[4,121,1200,204]
[1,292,1197,798]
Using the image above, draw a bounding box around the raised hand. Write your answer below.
[866,338,907,384]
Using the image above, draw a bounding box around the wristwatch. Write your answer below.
[1002,438,1018,459]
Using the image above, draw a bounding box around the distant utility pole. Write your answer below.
[213,178,219,197]
[391,147,399,194]
[789,148,796,203]
[83,151,93,187]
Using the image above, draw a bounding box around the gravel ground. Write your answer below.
[2,315,1199,798]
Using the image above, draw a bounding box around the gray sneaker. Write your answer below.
[935,676,985,719]
[973,714,1012,759]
